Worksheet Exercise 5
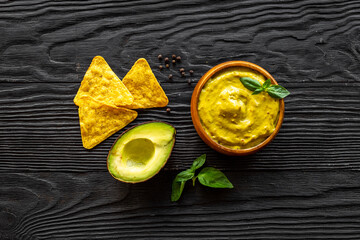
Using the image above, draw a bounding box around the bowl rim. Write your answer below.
[190,61,285,156]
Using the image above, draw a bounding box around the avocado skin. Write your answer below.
[107,121,176,183]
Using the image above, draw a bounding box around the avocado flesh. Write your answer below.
[108,122,176,183]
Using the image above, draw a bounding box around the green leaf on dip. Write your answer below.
[266,85,290,99]
[240,77,262,91]
[240,77,290,99]
[252,88,264,95]
[262,79,272,89]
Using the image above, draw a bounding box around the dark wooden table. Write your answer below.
[1,1,360,239]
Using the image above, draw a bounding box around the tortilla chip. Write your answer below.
[77,96,138,149]
[122,58,168,109]
[74,56,134,107]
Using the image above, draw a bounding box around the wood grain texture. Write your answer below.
[1,0,360,239]
[1,171,360,239]
[1,0,360,84]
[0,82,359,171]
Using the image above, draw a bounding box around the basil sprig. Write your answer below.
[240,77,290,99]
[171,154,233,202]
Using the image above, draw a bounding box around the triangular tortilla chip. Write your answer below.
[122,58,169,109]
[74,56,134,107]
[77,96,138,149]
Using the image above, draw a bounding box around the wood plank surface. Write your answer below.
[1,0,360,239]
[1,171,360,239]
[0,82,360,171]
[1,0,360,84]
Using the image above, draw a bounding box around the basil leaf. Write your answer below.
[240,77,262,91]
[267,85,290,99]
[262,79,271,89]
[197,167,234,188]
[171,180,185,202]
[190,154,206,171]
[175,169,194,182]
[252,88,264,95]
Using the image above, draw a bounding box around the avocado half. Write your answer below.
[107,121,176,183]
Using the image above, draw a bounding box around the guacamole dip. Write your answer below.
[198,67,280,149]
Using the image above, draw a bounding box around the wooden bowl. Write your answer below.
[191,61,285,156]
